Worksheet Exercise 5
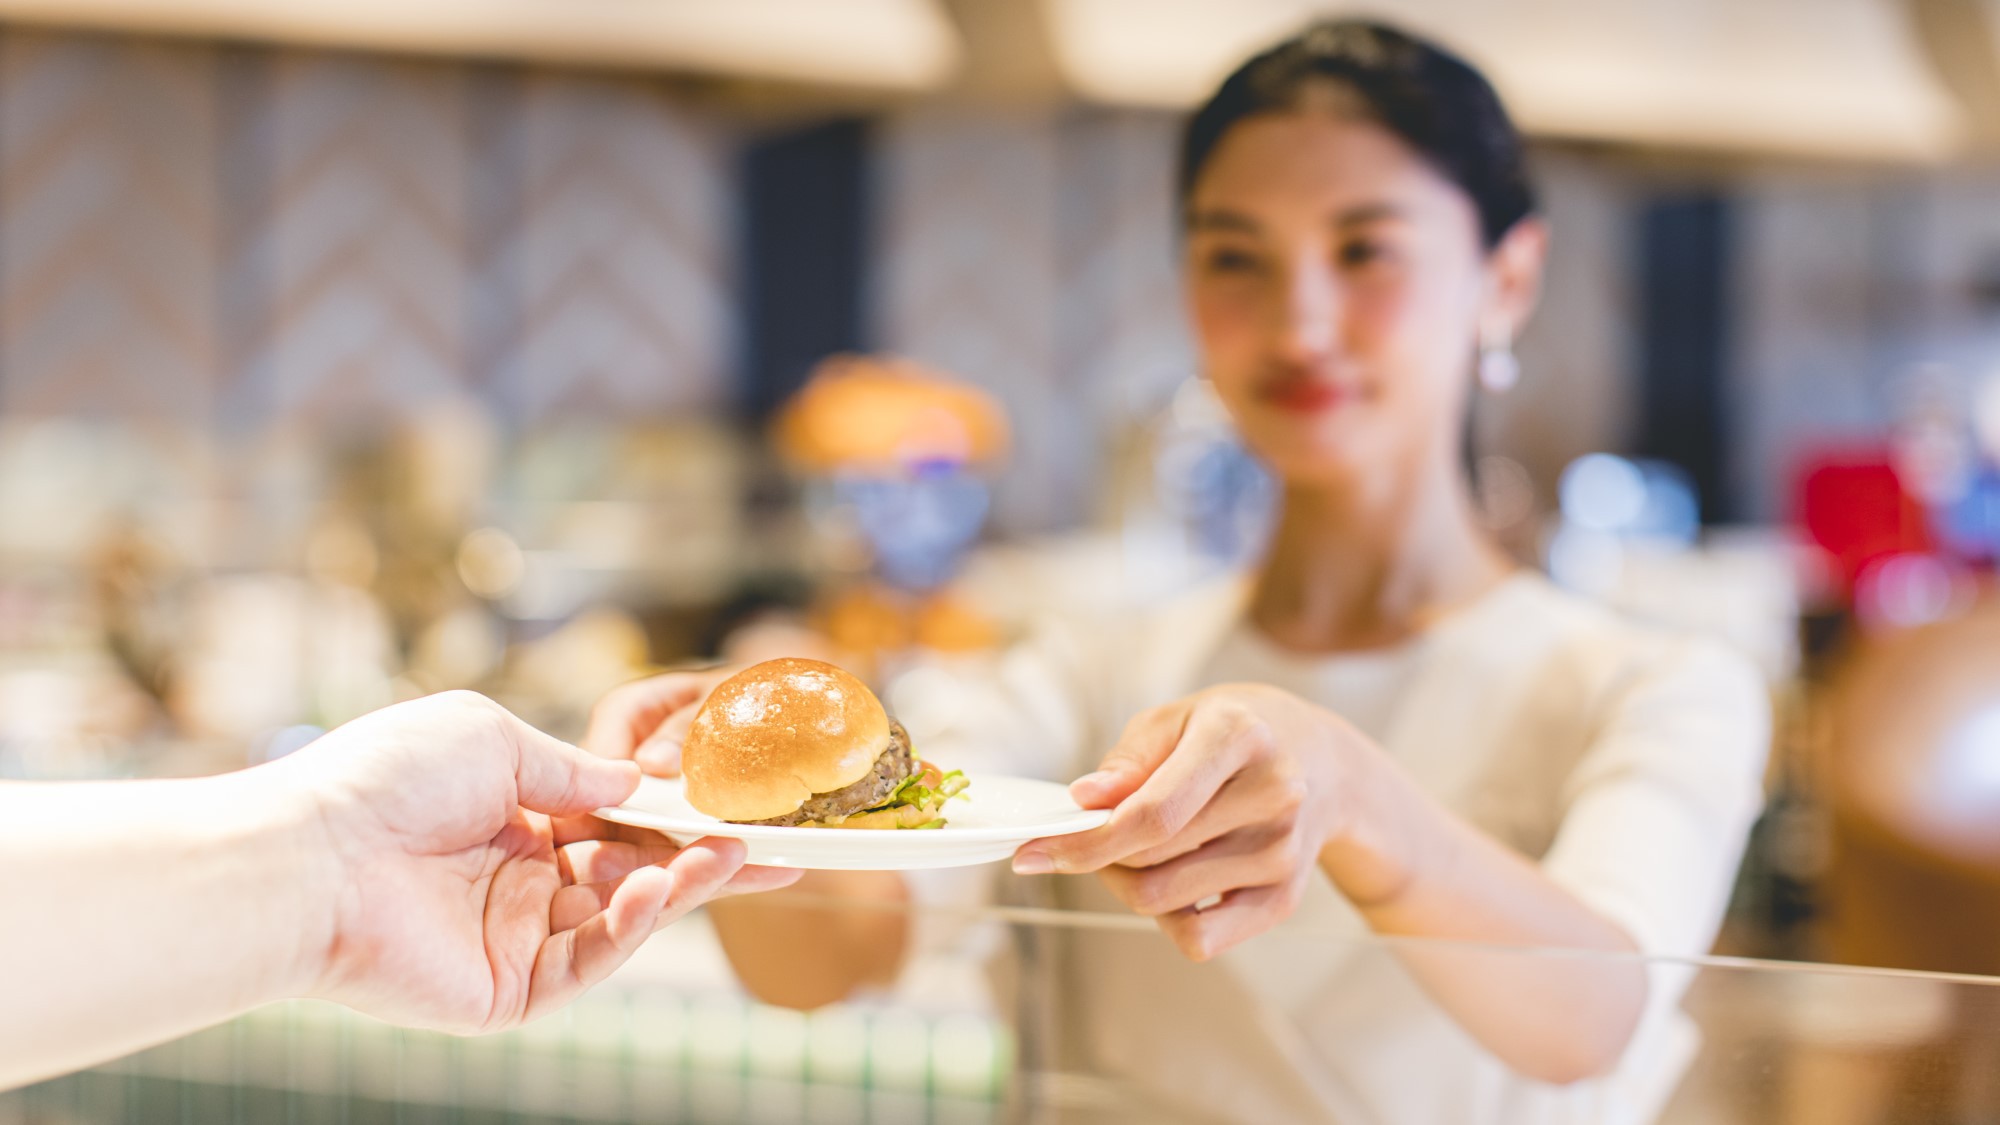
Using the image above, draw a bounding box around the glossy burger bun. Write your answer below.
[681,657,893,822]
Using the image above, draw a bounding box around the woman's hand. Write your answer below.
[1011,684,1404,961]
[583,670,735,776]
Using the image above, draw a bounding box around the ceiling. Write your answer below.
[0,0,1993,162]
[1041,0,1982,162]
[0,0,962,91]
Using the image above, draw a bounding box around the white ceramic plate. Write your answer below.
[593,774,1110,870]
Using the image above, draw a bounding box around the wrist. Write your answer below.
[1314,732,1426,909]
[204,759,346,1003]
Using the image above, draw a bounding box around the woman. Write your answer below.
[588,20,1768,1124]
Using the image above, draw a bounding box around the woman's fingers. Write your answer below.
[581,672,721,763]
[1064,705,1190,810]
[634,704,699,777]
[1017,700,1264,875]
[1113,770,1293,869]
[1098,826,1301,918]
[1155,873,1312,962]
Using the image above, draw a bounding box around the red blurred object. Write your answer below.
[1796,445,1934,597]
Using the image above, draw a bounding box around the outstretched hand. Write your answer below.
[1011,684,1384,961]
[287,691,799,1032]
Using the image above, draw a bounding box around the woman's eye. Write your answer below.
[1202,247,1264,275]
[1337,240,1387,268]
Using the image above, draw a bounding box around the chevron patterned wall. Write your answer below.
[0,31,222,422]
[873,108,1194,533]
[0,26,1280,535]
[0,27,735,434]
[471,73,734,425]
[220,51,471,430]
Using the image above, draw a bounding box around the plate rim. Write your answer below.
[594,773,1110,845]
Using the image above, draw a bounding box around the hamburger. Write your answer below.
[681,657,967,829]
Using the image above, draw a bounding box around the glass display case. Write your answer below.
[7,895,1995,1125]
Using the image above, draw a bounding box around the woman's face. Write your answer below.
[1183,110,1531,487]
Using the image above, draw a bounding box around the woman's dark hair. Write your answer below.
[1178,20,1535,248]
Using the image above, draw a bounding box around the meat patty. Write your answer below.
[736,720,915,827]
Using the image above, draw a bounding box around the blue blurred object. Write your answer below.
[1937,465,2000,563]
[840,461,992,592]
[1177,439,1273,563]
[1153,379,1275,566]
[1557,453,1700,543]
[1549,452,1702,595]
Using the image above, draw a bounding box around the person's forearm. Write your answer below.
[705,870,909,1010]
[1320,757,1646,1084]
[0,768,332,1090]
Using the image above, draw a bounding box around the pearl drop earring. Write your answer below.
[1477,322,1519,393]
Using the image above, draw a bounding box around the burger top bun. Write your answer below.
[681,657,892,822]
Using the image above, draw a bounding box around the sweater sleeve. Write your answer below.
[1538,635,1772,960]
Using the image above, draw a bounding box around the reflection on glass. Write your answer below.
[15,900,2000,1125]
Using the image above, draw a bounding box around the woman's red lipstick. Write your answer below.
[1258,380,1356,413]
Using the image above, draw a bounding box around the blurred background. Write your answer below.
[4,0,2000,1121]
